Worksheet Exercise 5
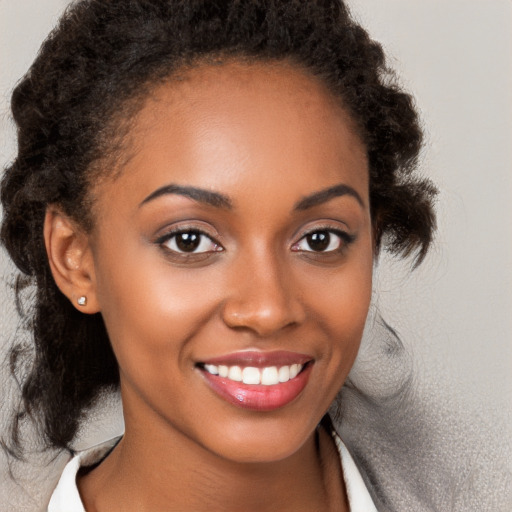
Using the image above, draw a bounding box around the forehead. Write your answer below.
[94,61,369,212]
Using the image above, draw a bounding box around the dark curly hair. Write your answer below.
[1,0,436,451]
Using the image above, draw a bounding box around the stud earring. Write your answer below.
[77,296,87,307]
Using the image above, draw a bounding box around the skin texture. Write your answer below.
[45,62,373,511]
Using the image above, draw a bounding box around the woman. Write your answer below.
[1,1,436,510]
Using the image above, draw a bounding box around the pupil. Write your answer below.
[176,232,200,252]
[307,231,330,251]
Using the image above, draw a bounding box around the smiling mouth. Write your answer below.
[199,362,306,385]
[196,352,313,411]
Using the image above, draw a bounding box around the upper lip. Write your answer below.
[199,350,313,367]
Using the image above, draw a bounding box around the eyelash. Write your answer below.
[155,227,223,258]
[155,225,355,259]
[292,227,356,254]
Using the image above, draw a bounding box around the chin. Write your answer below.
[197,415,318,464]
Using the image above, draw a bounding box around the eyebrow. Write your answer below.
[140,184,232,209]
[294,183,365,211]
[140,182,364,211]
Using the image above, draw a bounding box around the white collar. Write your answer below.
[331,429,378,512]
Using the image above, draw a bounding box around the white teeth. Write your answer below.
[278,365,290,383]
[242,367,261,385]
[261,366,279,386]
[228,366,242,382]
[204,364,219,375]
[203,363,304,385]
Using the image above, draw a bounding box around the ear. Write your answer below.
[44,207,100,314]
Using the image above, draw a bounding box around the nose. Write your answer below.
[221,249,306,337]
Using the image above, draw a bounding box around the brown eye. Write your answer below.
[292,228,354,254]
[161,230,221,254]
[175,232,201,252]
[296,230,341,252]
[306,231,331,252]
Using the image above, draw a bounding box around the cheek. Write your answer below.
[305,246,373,364]
[92,239,224,370]
[93,261,227,423]
[325,268,372,333]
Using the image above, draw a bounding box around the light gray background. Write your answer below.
[1,0,511,510]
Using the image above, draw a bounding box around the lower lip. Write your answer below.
[200,364,312,411]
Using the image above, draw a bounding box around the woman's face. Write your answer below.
[87,62,373,463]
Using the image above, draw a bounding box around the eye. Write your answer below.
[159,230,222,254]
[292,229,352,253]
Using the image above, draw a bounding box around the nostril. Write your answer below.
[221,302,302,336]
[220,266,306,335]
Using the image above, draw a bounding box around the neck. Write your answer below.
[78,389,346,511]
